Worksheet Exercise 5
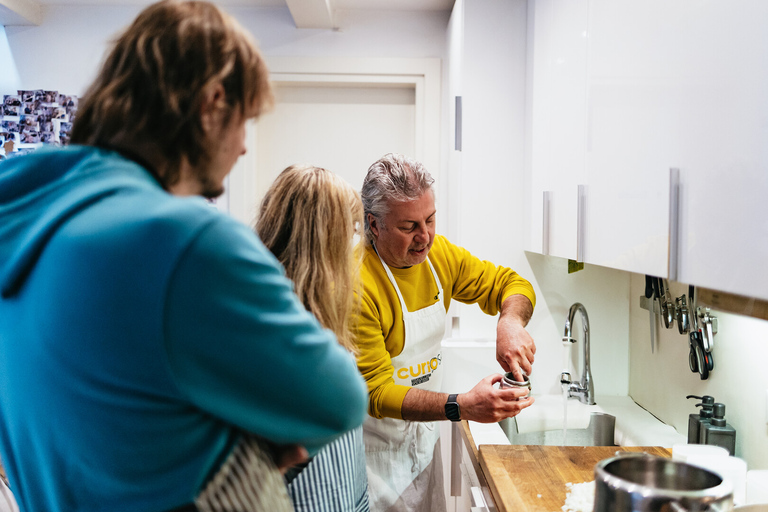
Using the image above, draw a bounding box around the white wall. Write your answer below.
[2,5,449,95]
[0,26,20,92]
[3,5,143,96]
[628,273,768,470]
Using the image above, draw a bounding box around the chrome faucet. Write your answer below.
[560,302,595,405]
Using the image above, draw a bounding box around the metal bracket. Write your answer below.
[639,295,661,314]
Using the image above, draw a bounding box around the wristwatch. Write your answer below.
[445,394,461,422]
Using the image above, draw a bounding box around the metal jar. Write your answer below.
[594,453,734,512]
[501,372,531,400]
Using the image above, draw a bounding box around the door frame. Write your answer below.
[226,56,442,226]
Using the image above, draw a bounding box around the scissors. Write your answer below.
[687,286,713,380]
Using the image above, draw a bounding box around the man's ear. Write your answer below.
[367,213,380,238]
[200,83,226,135]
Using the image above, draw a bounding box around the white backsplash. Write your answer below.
[628,272,768,470]
[451,252,631,398]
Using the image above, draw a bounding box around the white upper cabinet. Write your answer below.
[526,0,588,260]
[673,1,768,301]
[583,0,677,277]
[526,0,768,301]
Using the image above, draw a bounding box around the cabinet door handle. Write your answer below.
[577,185,587,262]
[543,191,552,255]
[668,168,681,281]
[470,486,487,508]
[454,96,462,151]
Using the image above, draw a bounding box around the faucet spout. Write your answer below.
[563,302,595,405]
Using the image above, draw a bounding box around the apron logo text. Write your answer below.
[396,355,442,387]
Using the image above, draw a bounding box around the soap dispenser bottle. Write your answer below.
[701,402,736,455]
[686,394,715,444]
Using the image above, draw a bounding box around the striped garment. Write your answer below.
[288,426,369,512]
[195,436,293,512]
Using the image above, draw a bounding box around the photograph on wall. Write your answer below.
[20,130,41,144]
[20,115,40,131]
[41,91,58,106]
[1,120,19,133]
[58,121,72,145]
[2,105,20,117]
[58,94,77,108]
[3,95,21,107]
[18,90,42,103]
[52,107,68,121]
[3,94,21,107]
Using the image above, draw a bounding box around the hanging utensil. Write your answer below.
[660,278,675,328]
[675,295,690,334]
[687,287,713,379]
[698,307,718,353]
[688,329,711,380]
[645,275,656,353]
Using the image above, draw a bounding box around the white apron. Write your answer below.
[363,251,447,512]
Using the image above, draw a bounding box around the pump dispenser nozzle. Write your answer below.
[700,402,736,455]
[686,394,716,443]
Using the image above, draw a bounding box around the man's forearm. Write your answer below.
[500,294,533,326]
[400,387,450,421]
[399,375,534,423]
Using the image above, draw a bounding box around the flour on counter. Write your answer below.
[562,481,595,512]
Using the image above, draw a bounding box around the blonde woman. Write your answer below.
[257,165,369,512]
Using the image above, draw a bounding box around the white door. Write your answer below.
[221,57,441,229]
[254,82,416,206]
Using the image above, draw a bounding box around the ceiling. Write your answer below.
[1,0,455,28]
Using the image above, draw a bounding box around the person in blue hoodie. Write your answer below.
[0,2,368,511]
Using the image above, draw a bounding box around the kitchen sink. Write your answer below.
[499,411,617,446]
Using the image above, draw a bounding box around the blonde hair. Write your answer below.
[256,165,363,354]
[71,0,273,188]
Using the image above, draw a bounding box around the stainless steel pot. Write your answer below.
[594,453,733,512]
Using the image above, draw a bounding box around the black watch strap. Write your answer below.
[445,393,461,422]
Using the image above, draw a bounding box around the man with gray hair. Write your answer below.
[355,153,537,511]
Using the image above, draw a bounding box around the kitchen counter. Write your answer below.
[479,444,671,512]
[458,394,683,512]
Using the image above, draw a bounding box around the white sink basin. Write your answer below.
[468,394,686,449]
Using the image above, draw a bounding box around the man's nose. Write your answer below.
[414,224,429,243]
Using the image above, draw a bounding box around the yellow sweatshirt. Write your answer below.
[355,234,536,419]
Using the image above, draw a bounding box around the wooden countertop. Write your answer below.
[478,444,672,512]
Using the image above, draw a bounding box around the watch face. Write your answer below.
[445,398,460,421]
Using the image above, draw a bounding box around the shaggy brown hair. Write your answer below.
[71,0,273,188]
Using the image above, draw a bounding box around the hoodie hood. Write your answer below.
[0,146,159,298]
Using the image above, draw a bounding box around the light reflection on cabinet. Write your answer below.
[527,0,768,301]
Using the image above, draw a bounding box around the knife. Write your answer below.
[646,275,657,353]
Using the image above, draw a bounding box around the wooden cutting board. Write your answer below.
[479,445,672,512]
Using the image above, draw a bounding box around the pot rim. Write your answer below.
[595,453,734,501]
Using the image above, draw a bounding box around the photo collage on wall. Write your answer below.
[1,89,78,160]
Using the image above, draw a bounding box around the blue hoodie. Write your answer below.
[0,146,368,511]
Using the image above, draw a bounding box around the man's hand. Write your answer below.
[496,295,535,381]
[458,374,535,423]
